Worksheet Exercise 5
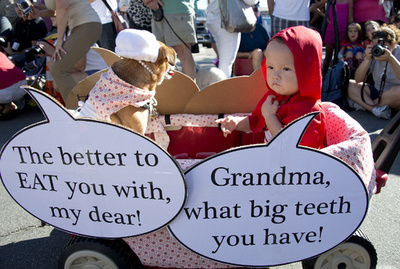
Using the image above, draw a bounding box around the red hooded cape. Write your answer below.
[248,26,326,149]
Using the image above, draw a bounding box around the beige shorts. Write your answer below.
[152,13,197,47]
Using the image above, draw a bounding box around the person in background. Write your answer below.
[0,14,12,53]
[144,0,197,80]
[347,25,400,119]
[309,0,324,32]
[363,20,380,48]
[310,0,353,77]
[390,11,400,30]
[34,15,107,105]
[338,22,365,74]
[353,0,389,27]
[0,0,18,28]
[4,3,48,68]
[206,0,239,78]
[268,0,311,37]
[0,51,26,120]
[89,0,118,52]
[27,0,102,103]
[120,0,152,32]
[236,5,270,73]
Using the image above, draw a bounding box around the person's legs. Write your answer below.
[155,13,197,80]
[51,22,101,102]
[0,79,26,117]
[380,86,400,110]
[208,20,240,78]
[322,43,334,76]
[172,42,196,80]
[348,80,393,119]
[347,81,375,112]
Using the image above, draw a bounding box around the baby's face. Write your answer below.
[264,39,298,96]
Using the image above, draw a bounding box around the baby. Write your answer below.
[217,26,326,149]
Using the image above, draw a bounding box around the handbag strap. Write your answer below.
[360,60,386,106]
[320,0,339,65]
[101,0,115,13]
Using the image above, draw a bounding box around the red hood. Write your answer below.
[261,26,323,101]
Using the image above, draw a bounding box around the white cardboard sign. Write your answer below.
[168,113,369,267]
[0,88,186,238]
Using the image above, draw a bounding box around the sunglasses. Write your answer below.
[372,31,394,40]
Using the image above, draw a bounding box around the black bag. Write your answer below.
[321,60,350,109]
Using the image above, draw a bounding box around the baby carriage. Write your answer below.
[1,68,398,269]
[64,69,396,268]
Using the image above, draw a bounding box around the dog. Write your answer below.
[75,29,176,135]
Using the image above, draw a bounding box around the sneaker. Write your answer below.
[372,105,391,120]
[347,98,366,111]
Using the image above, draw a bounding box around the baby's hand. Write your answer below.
[261,95,279,120]
[216,116,239,137]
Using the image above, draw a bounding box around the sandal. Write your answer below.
[0,103,18,121]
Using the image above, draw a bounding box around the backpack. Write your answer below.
[321,60,350,109]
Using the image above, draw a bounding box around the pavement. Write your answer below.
[0,45,399,269]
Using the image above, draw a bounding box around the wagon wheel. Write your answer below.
[302,230,377,269]
[58,236,142,269]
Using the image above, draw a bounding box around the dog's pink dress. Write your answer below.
[74,68,155,121]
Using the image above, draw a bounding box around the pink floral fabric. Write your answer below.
[145,113,249,150]
[320,102,376,197]
[88,68,155,120]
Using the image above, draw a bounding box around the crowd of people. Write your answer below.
[1,0,400,124]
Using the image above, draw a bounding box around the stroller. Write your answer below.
[1,68,398,269]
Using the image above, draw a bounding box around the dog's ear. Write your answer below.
[157,41,177,66]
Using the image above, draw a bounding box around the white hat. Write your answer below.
[115,29,160,63]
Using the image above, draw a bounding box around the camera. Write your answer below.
[153,5,164,22]
[25,43,46,63]
[30,44,44,55]
[16,0,32,15]
[371,38,388,57]
[371,45,387,57]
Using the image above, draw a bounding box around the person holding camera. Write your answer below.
[3,2,48,69]
[347,25,400,120]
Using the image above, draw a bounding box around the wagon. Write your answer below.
[2,68,398,269]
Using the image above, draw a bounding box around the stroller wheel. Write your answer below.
[302,230,377,269]
[58,236,142,269]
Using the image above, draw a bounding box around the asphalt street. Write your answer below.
[0,46,399,269]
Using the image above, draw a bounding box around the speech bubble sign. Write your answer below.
[168,113,369,267]
[0,88,186,238]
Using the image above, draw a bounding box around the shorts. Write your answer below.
[152,13,197,47]
[344,47,365,56]
[367,83,380,100]
[86,70,99,76]
[271,15,310,37]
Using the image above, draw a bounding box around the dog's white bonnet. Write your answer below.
[115,29,160,63]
